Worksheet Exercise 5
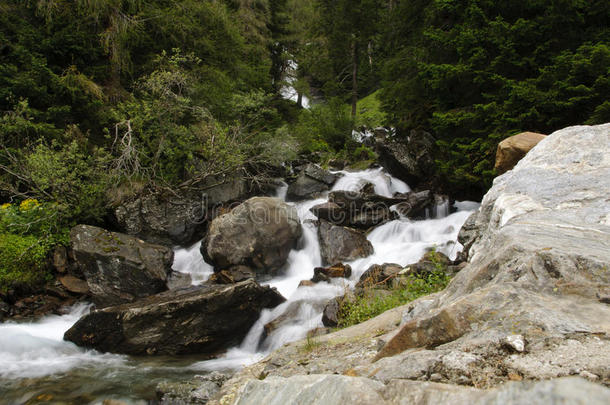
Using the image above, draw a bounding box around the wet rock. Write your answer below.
[310,202,344,224]
[157,372,229,405]
[298,280,315,288]
[302,163,338,186]
[356,263,404,289]
[70,225,173,307]
[286,164,338,201]
[204,197,302,276]
[494,131,546,174]
[322,298,340,327]
[317,220,373,265]
[166,272,192,290]
[58,275,89,295]
[64,280,285,355]
[394,190,434,219]
[311,263,352,283]
[113,175,251,246]
[456,212,479,260]
[374,129,437,190]
[208,266,256,284]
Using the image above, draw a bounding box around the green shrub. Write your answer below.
[337,267,450,328]
[0,233,52,293]
[293,97,353,153]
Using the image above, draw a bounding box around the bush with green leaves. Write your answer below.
[293,98,353,153]
[0,233,52,293]
[337,261,450,328]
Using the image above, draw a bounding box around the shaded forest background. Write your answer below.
[0,0,609,290]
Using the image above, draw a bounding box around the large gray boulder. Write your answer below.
[204,197,302,276]
[113,175,251,246]
[225,376,609,405]
[286,164,338,201]
[318,220,373,265]
[64,280,285,356]
[376,124,610,373]
[70,225,173,307]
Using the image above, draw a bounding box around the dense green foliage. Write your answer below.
[380,0,610,194]
[0,0,298,291]
[295,0,609,196]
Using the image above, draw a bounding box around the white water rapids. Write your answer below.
[0,167,478,403]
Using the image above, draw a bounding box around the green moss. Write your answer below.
[0,233,51,293]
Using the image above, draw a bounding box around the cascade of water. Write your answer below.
[193,168,478,371]
[172,240,214,285]
[0,167,479,394]
[0,304,126,380]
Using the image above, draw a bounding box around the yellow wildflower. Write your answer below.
[19,198,40,211]
[0,203,11,210]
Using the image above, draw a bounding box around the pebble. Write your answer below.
[503,334,525,352]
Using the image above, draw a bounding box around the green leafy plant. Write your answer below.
[337,266,451,328]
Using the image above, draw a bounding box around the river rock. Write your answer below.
[394,190,434,219]
[64,280,285,355]
[311,263,352,283]
[374,129,436,190]
[286,164,338,201]
[310,191,401,229]
[157,372,229,405]
[204,197,302,276]
[70,225,173,307]
[113,175,251,246]
[318,220,373,265]
[355,263,404,289]
[58,275,89,295]
[494,131,546,174]
[321,298,341,327]
[376,124,610,368]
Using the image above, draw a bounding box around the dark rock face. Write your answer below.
[208,266,256,284]
[64,280,285,356]
[317,220,373,265]
[322,298,341,327]
[70,225,173,307]
[113,175,251,247]
[456,212,479,261]
[286,164,338,201]
[312,263,352,283]
[374,130,436,189]
[393,190,434,219]
[204,197,302,276]
[310,191,402,229]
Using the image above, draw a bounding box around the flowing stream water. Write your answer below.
[0,168,478,403]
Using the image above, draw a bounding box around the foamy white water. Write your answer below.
[172,240,214,285]
[1,166,479,401]
[0,303,126,380]
[193,168,478,371]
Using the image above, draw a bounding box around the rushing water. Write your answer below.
[0,167,478,403]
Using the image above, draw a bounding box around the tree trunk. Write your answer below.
[297,92,303,108]
[351,40,359,120]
